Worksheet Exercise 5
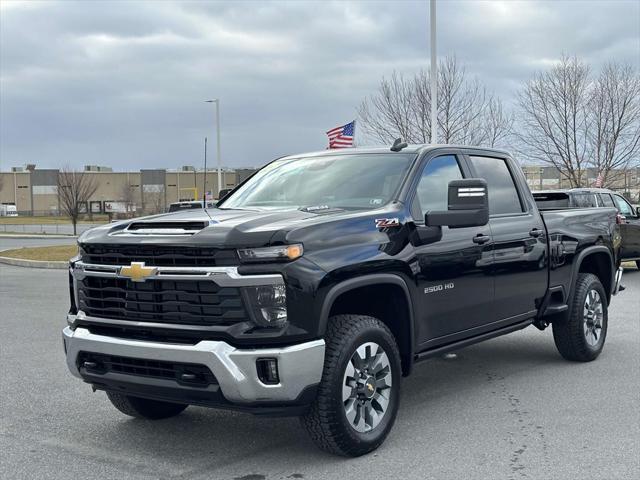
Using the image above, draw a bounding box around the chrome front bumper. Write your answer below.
[63,326,325,404]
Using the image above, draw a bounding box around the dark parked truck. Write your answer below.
[63,145,624,456]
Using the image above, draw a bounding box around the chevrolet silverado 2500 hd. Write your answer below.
[63,144,623,456]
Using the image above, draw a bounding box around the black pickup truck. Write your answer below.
[63,145,623,456]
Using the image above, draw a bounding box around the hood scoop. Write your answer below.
[116,221,209,236]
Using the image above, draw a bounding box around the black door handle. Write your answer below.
[473,234,491,244]
[529,228,543,238]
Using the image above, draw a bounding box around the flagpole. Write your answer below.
[430,0,437,144]
[352,120,356,147]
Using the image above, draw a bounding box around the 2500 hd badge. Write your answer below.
[424,282,455,294]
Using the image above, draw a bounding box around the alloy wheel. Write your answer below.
[583,289,604,347]
[342,342,392,433]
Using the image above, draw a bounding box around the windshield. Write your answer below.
[222,153,415,211]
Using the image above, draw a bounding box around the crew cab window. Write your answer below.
[414,155,463,217]
[469,156,524,215]
[599,194,615,208]
[614,195,634,216]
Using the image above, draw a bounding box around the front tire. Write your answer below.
[552,273,608,362]
[301,314,401,457]
[106,392,188,420]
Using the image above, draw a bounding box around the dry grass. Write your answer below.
[0,244,78,261]
[0,215,109,225]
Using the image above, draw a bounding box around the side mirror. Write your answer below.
[217,189,232,201]
[636,206,640,217]
[426,179,489,228]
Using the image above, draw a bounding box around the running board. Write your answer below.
[414,319,533,362]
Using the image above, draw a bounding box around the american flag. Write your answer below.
[594,173,604,188]
[326,120,355,149]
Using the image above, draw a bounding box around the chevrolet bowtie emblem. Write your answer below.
[120,262,157,282]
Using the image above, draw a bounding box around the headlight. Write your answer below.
[237,244,303,263]
[243,284,288,327]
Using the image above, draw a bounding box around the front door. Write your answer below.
[409,153,495,347]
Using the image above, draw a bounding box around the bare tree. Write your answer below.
[358,56,513,147]
[516,56,639,188]
[516,56,591,188]
[589,62,640,185]
[143,189,166,215]
[120,183,138,217]
[57,167,98,235]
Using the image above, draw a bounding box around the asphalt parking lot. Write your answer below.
[1,264,638,480]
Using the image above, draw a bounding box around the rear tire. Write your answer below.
[301,314,401,457]
[552,273,608,362]
[106,392,188,419]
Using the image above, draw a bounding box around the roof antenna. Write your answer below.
[390,137,408,152]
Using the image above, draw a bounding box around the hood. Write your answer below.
[79,207,345,248]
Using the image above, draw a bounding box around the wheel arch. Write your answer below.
[570,246,614,304]
[318,274,415,376]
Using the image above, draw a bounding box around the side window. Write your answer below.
[599,194,615,208]
[414,155,463,218]
[614,195,633,216]
[572,193,598,208]
[469,156,524,215]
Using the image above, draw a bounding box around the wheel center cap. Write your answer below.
[363,377,376,398]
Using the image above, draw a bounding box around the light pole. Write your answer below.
[205,99,222,195]
[203,136,207,203]
[430,0,437,144]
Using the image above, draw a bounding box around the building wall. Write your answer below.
[0,172,31,211]
[0,168,249,215]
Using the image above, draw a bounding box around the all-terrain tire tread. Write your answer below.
[552,273,606,362]
[301,314,400,456]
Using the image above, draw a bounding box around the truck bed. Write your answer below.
[540,206,619,302]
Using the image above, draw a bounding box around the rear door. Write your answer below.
[409,152,495,345]
[467,154,548,322]
[612,194,640,260]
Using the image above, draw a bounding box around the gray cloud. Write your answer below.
[1,0,638,170]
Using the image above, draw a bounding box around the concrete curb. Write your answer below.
[0,255,68,269]
[0,233,77,239]
[0,248,70,270]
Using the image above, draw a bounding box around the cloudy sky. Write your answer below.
[1,0,638,171]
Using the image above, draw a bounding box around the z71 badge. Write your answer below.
[375,218,400,228]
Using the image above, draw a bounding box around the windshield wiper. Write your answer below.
[299,205,344,213]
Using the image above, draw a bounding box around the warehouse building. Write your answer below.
[0,166,258,216]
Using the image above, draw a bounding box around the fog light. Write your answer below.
[256,358,279,385]
[244,284,288,327]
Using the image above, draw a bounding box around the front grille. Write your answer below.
[77,276,248,326]
[80,244,238,267]
[78,351,217,387]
